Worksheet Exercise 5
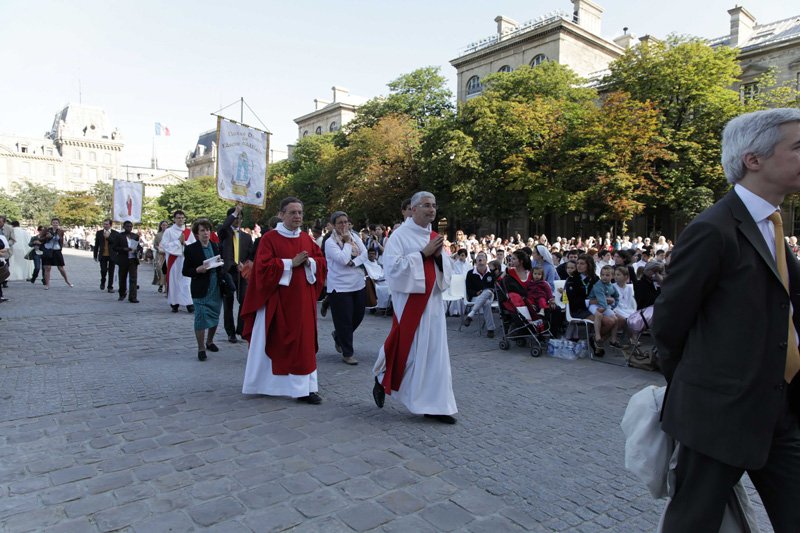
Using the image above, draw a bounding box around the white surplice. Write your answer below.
[242,223,319,398]
[373,218,457,416]
[8,227,32,280]
[160,224,195,306]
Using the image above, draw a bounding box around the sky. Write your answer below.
[0,0,793,173]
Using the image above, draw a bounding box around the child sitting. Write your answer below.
[589,265,620,346]
[527,266,554,315]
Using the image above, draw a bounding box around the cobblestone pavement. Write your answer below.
[0,249,770,532]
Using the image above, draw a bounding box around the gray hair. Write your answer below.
[330,211,348,225]
[410,191,435,207]
[722,108,800,184]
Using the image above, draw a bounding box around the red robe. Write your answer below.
[240,230,326,375]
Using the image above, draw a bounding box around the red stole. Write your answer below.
[166,227,193,284]
[381,231,438,394]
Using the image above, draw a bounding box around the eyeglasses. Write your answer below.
[416,203,437,209]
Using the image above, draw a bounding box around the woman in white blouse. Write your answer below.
[323,211,369,366]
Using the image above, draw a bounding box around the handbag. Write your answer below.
[24,250,33,260]
[0,262,9,283]
[625,344,660,372]
[365,277,378,307]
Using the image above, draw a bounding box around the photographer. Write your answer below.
[28,227,45,285]
[365,224,384,258]
[42,218,73,289]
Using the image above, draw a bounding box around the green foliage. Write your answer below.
[346,67,454,132]
[0,192,22,221]
[141,197,170,229]
[482,62,596,104]
[91,181,113,217]
[12,181,59,225]
[54,191,103,227]
[157,175,232,225]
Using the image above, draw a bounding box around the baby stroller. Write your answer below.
[495,276,551,357]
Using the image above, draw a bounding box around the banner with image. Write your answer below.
[216,117,269,208]
[112,180,144,223]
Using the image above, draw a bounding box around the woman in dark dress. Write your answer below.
[183,219,223,361]
[565,254,616,355]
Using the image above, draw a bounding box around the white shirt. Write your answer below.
[324,231,367,292]
[734,183,781,261]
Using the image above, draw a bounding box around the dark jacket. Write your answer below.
[94,229,119,260]
[112,231,142,266]
[653,190,800,469]
[564,273,597,318]
[183,241,220,299]
[465,268,496,300]
[217,214,253,271]
[633,277,660,310]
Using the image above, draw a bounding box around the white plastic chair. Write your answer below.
[564,294,597,360]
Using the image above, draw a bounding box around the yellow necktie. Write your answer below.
[768,211,800,383]
[233,229,239,264]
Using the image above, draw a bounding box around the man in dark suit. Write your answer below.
[653,108,800,531]
[217,204,253,343]
[113,221,142,303]
[94,219,118,292]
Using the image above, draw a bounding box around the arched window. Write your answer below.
[315,126,322,135]
[302,130,309,137]
[498,65,512,73]
[466,76,482,97]
[530,54,547,67]
[329,121,339,132]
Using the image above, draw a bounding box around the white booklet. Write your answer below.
[203,255,224,269]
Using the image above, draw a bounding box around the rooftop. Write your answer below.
[709,14,800,51]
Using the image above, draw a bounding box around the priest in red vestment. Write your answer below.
[240,197,327,404]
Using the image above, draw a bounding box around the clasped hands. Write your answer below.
[421,235,445,258]
[292,251,310,267]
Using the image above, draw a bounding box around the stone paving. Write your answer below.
[0,249,770,531]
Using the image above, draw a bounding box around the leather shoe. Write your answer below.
[462,316,473,327]
[228,335,238,343]
[171,305,179,313]
[118,295,125,301]
[342,355,358,365]
[187,305,194,313]
[320,297,329,317]
[298,392,322,405]
[107,287,114,293]
[205,343,219,352]
[372,377,385,408]
[129,299,139,303]
[197,350,207,361]
[486,330,495,339]
[100,282,105,290]
[424,414,457,424]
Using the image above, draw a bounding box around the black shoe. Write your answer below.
[332,331,342,354]
[171,305,179,313]
[486,330,495,339]
[118,295,125,301]
[372,377,385,409]
[41,279,46,285]
[107,287,114,293]
[298,392,322,405]
[29,278,36,284]
[424,414,457,424]
[320,297,329,317]
[205,343,219,352]
[197,350,207,361]
[463,316,473,327]
[129,299,139,303]
[100,282,105,290]
[158,286,163,293]
[228,335,238,343]
[187,305,194,313]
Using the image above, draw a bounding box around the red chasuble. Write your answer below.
[240,230,326,376]
[166,227,194,283]
[381,231,437,394]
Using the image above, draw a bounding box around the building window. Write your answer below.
[48,164,56,177]
[75,149,81,160]
[45,147,53,156]
[740,82,759,102]
[302,130,309,137]
[72,166,82,179]
[329,121,338,132]
[466,76,482,97]
[89,168,97,180]
[530,54,547,67]
[498,65,512,73]
[104,153,112,164]
[22,162,31,175]
[19,144,28,153]
[105,168,113,180]
[315,126,322,135]
[89,151,97,162]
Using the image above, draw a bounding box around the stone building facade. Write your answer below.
[450,0,629,103]
[294,86,365,139]
[185,130,217,179]
[0,103,123,192]
[122,165,187,198]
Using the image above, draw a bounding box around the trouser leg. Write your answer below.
[481,293,495,330]
[99,257,108,286]
[128,263,138,301]
[329,290,357,357]
[118,263,129,297]
[32,256,40,281]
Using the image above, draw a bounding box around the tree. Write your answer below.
[604,36,745,206]
[278,134,339,225]
[481,62,596,105]
[13,181,59,225]
[91,181,113,218]
[157,175,232,225]
[0,192,22,221]
[54,192,103,227]
[346,67,454,132]
[141,197,170,228]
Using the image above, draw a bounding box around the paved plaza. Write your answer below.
[0,249,769,532]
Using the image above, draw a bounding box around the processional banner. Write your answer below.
[112,180,144,223]
[215,117,269,208]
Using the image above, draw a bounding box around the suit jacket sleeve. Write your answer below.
[652,220,724,382]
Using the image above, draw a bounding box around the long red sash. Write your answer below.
[165,228,192,285]
[382,232,438,394]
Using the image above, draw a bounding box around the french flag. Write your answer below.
[154,122,171,136]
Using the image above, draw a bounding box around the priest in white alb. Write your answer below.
[159,209,195,313]
[372,191,457,424]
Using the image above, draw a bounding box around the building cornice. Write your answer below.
[58,138,123,151]
[294,102,359,125]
